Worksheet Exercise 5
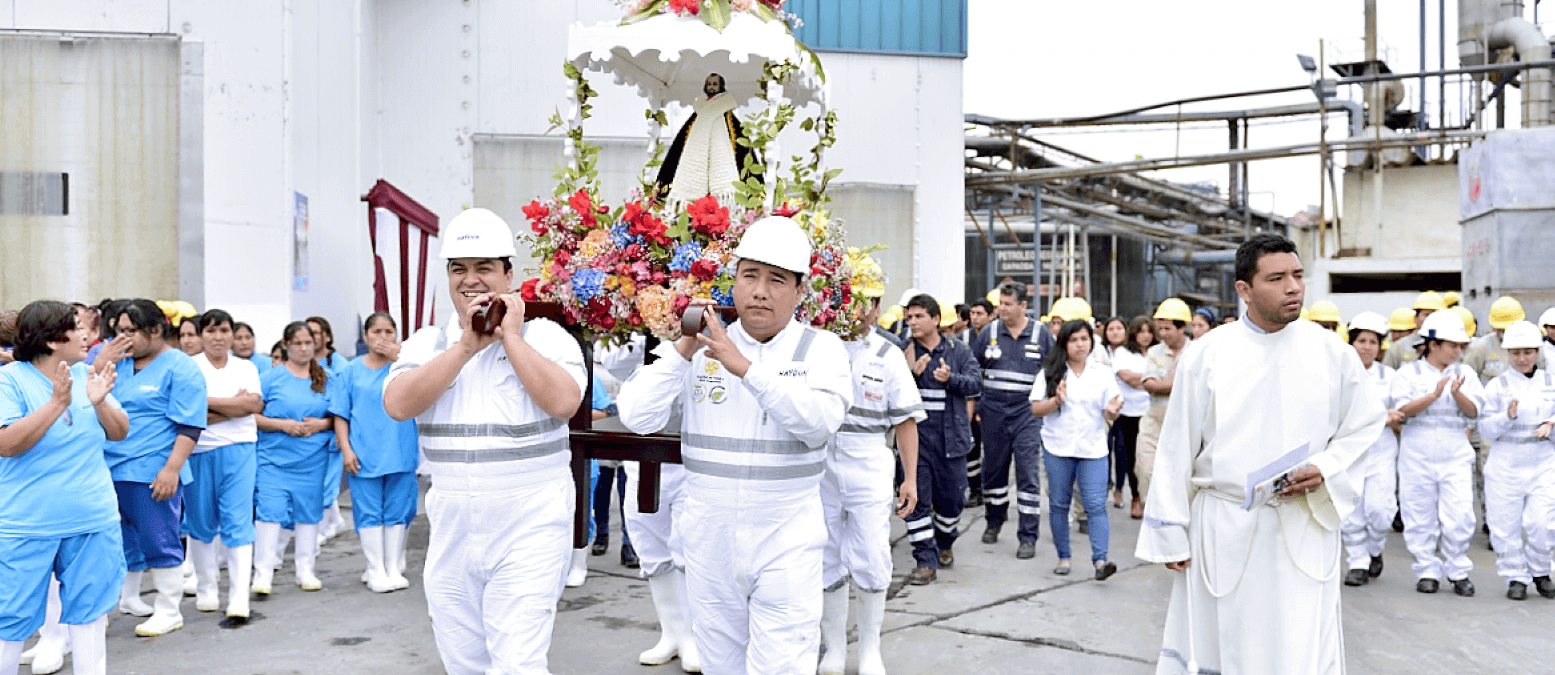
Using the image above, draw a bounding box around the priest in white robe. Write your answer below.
[1136,234,1387,675]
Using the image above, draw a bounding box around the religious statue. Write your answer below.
[655,73,760,207]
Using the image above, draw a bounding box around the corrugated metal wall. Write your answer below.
[788,0,967,58]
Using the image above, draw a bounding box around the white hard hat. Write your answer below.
[1502,321,1544,350]
[1541,308,1555,328]
[1347,311,1388,338]
[439,208,518,260]
[1419,310,1471,344]
[733,216,812,276]
[898,287,925,308]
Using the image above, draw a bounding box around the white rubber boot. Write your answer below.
[294,523,323,591]
[396,526,408,575]
[382,524,411,590]
[118,570,153,616]
[180,545,197,596]
[2,640,26,675]
[320,501,343,545]
[855,590,888,675]
[65,615,108,675]
[19,577,69,672]
[134,567,185,637]
[565,548,588,588]
[817,586,850,675]
[674,569,701,673]
[226,544,253,621]
[250,522,280,596]
[190,539,221,612]
[639,573,683,665]
[359,526,395,593]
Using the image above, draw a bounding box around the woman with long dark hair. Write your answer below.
[330,313,419,593]
[252,322,337,593]
[1107,316,1153,518]
[305,316,348,542]
[0,300,128,675]
[1030,320,1122,580]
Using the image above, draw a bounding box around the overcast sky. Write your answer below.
[961,0,1540,219]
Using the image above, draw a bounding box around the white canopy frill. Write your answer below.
[567,11,827,110]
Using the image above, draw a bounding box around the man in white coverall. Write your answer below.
[382,208,586,675]
[1475,321,1555,600]
[817,252,923,675]
[619,215,852,675]
[1137,234,1385,675]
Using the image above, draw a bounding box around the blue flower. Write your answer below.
[609,224,638,249]
[711,286,734,307]
[669,242,703,273]
[573,268,606,302]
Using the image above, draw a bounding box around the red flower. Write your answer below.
[569,190,598,228]
[688,195,731,236]
[555,249,571,266]
[690,259,720,281]
[651,271,668,284]
[628,313,643,327]
[758,0,784,9]
[520,278,541,302]
[523,200,551,232]
[672,294,691,316]
[668,0,700,15]
[772,202,802,218]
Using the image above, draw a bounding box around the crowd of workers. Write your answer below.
[3,207,1555,675]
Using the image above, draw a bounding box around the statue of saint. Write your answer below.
[655,73,759,207]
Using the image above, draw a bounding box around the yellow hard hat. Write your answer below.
[1299,307,1311,321]
[1308,300,1342,324]
[156,300,199,327]
[1442,291,1461,308]
[1413,291,1447,312]
[879,305,903,329]
[1050,297,1093,322]
[938,300,957,328]
[1488,295,1525,330]
[1153,298,1193,323]
[847,248,886,299]
[1449,305,1477,337]
[1387,308,1416,332]
[1039,315,1051,324]
[986,288,1001,305]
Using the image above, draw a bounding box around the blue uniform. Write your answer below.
[970,319,1053,543]
[105,349,207,570]
[330,359,419,530]
[903,336,981,569]
[0,362,127,639]
[256,367,337,525]
[318,352,349,512]
[183,353,263,547]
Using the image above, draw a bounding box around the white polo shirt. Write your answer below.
[192,353,262,452]
[386,316,587,481]
[1029,361,1120,460]
[1107,346,1151,417]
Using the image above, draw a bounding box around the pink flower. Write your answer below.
[668,0,699,16]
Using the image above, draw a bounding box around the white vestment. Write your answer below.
[667,93,740,208]
[1136,319,1386,675]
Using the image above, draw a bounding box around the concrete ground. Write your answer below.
[29,482,1555,674]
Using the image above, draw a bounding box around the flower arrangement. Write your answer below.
[619,0,793,31]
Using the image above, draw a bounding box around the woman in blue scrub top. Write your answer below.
[306,316,348,543]
[253,322,337,594]
[232,322,268,375]
[331,313,419,593]
[0,301,128,675]
[103,299,207,638]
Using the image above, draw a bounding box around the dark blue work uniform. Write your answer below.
[970,318,1053,543]
[903,334,981,569]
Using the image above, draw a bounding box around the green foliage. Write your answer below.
[703,0,732,31]
[621,0,667,25]
[553,61,604,199]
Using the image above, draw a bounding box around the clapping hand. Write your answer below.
[932,359,951,383]
[1450,375,1467,396]
[46,361,72,408]
[1053,380,1068,406]
[910,353,930,377]
[87,368,116,406]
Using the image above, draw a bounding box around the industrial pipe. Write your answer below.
[1488,18,1553,126]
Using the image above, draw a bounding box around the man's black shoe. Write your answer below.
[1508,581,1528,601]
[1344,569,1369,587]
[1452,578,1475,597]
[620,542,639,569]
[1016,541,1035,559]
[1416,578,1439,593]
[1534,575,1555,598]
[966,493,984,509]
[981,526,1000,544]
[591,532,609,557]
[1368,555,1384,578]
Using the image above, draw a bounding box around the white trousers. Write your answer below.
[1485,444,1555,584]
[1398,431,1476,581]
[622,462,688,578]
[820,444,895,593]
[424,469,573,675]
[1341,433,1399,569]
[682,487,826,675]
